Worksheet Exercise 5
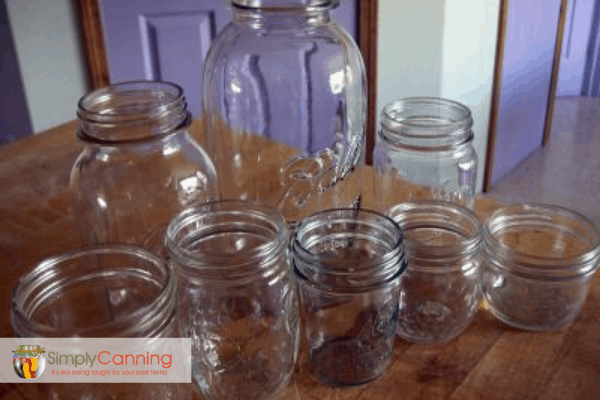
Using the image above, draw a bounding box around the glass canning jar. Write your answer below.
[482,204,600,331]
[11,244,181,400]
[388,201,483,344]
[165,200,299,400]
[291,209,406,386]
[374,98,478,210]
[70,81,216,249]
[202,0,366,223]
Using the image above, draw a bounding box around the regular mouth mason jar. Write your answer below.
[388,201,483,344]
[291,208,406,386]
[70,81,216,249]
[374,98,478,211]
[202,0,366,223]
[165,200,299,400]
[482,204,600,331]
[11,244,181,400]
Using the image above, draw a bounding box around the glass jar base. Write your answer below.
[485,303,578,332]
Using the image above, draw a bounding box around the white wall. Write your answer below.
[441,0,500,192]
[6,0,88,134]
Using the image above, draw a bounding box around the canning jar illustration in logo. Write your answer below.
[12,345,45,379]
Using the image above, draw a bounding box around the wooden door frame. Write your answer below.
[75,0,379,165]
[483,0,568,192]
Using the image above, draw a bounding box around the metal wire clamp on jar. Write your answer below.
[374,98,478,211]
[388,201,483,344]
[482,204,600,331]
[202,0,367,223]
[291,208,406,386]
[165,200,299,400]
[70,81,216,248]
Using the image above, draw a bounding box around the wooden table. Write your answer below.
[1,121,599,400]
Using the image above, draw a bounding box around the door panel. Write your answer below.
[100,1,357,119]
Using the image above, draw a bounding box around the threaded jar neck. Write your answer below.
[379,97,474,151]
[387,201,482,269]
[77,81,190,144]
[165,200,288,285]
[483,204,600,281]
[11,244,176,338]
[291,208,406,294]
[232,0,337,10]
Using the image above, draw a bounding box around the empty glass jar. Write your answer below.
[388,201,483,343]
[482,204,600,331]
[291,209,406,386]
[11,244,181,399]
[374,98,478,210]
[70,81,216,248]
[202,0,366,222]
[165,200,299,400]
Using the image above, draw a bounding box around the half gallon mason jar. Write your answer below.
[482,204,600,331]
[202,0,366,223]
[166,200,299,400]
[374,98,477,210]
[11,244,183,400]
[70,81,216,248]
[291,209,406,386]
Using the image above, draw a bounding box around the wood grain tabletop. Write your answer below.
[0,120,598,400]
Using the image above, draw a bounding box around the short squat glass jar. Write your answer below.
[70,81,216,248]
[11,244,181,400]
[388,201,483,344]
[291,209,406,386]
[374,98,478,210]
[202,0,366,222]
[165,200,299,400]
[482,204,600,331]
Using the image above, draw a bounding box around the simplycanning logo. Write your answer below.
[12,345,46,379]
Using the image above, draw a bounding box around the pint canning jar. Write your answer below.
[70,81,216,249]
[202,0,366,223]
[165,200,299,400]
[11,244,181,400]
[388,201,483,344]
[374,98,477,210]
[291,209,406,386]
[482,204,600,331]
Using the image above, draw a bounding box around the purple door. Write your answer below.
[100,1,358,119]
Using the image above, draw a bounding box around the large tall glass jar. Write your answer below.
[202,0,366,222]
[70,81,217,249]
[374,98,478,211]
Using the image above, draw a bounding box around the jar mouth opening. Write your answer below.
[165,200,288,278]
[232,0,338,11]
[380,98,474,150]
[77,81,189,144]
[387,201,483,266]
[11,244,174,337]
[483,204,600,270]
[292,208,406,293]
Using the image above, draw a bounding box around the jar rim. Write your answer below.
[11,244,175,337]
[232,0,338,11]
[77,80,190,145]
[483,203,600,272]
[165,200,288,279]
[387,200,483,267]
[379,97,474,150]
[292,208,406,293]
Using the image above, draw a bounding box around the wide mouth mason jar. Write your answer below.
[291,208,405,386]
[482,204,600,331]
[388,201,483,344]
[165,200,298,400]
[12,244,177,338]
[374,98,477,210]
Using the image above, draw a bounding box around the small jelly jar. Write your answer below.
[291,208,406,386]
[482,204,600,331]
[165,200,298,400]
[388,201,483,344]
